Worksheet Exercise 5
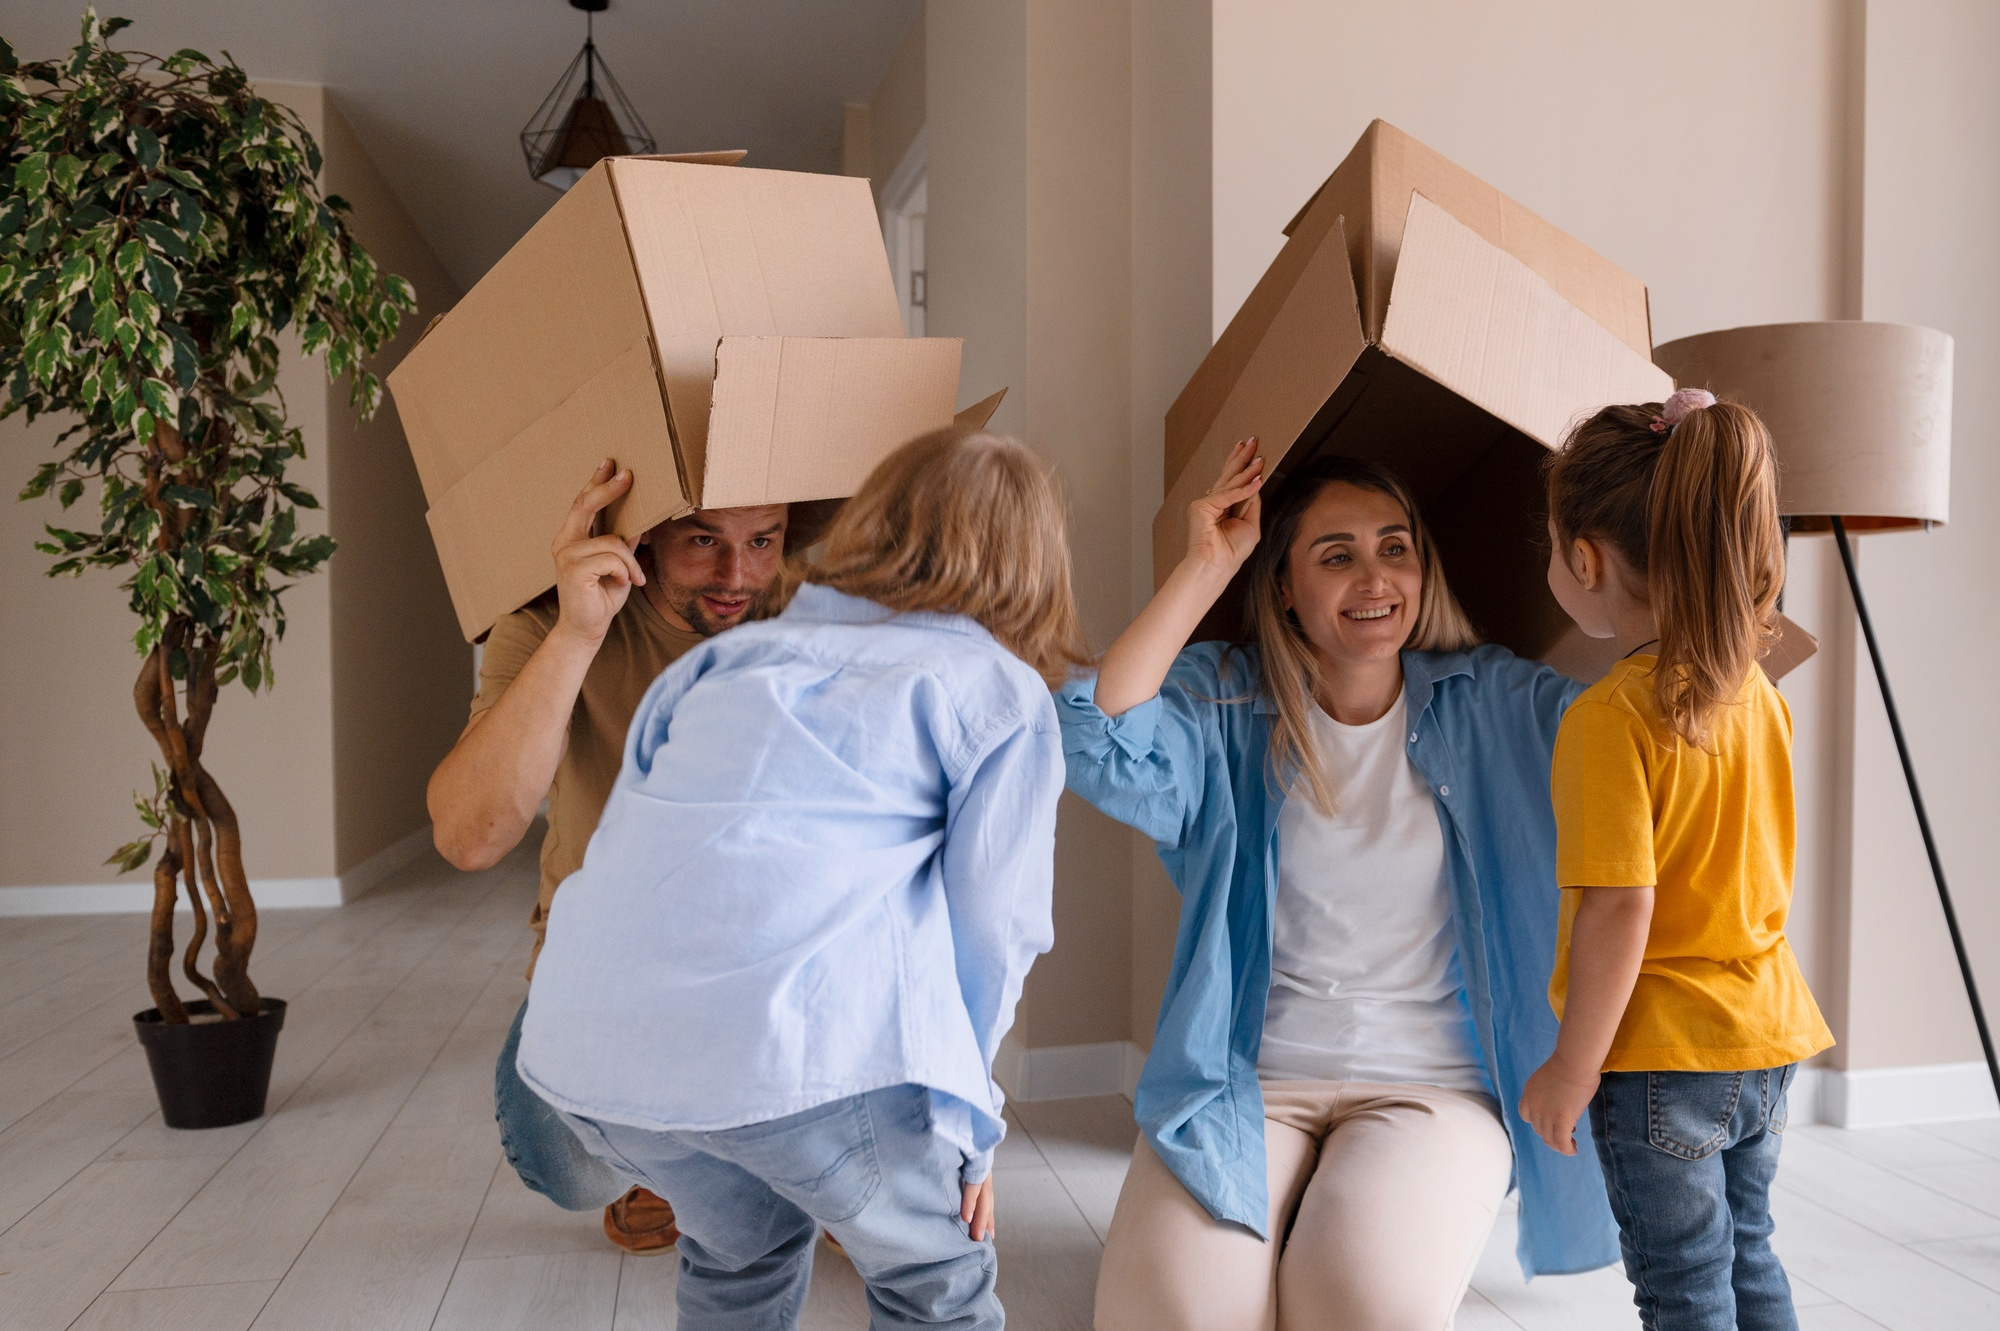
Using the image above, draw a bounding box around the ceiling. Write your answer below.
[0,0,921,292]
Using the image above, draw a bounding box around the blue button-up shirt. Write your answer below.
[1057,641,1619,1277]
[519,584,1063,1182]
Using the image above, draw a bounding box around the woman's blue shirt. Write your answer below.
[1055,641,1618,1278]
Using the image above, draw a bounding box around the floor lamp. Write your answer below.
[1655,321,1999,1112]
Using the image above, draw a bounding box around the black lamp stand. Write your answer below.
[1830,515,2000,1109]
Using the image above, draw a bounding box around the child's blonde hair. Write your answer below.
[808,429,1091,687]
[1544,395,1784,747]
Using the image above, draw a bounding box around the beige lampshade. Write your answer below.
[1653,321,1952,532]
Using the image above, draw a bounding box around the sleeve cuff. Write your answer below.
[1055,672,1164,760]
[961,1148,995,1186]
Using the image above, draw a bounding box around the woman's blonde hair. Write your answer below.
[808,428,1091,687]
[1239,454,1479,814]
[1543,398,1783,747]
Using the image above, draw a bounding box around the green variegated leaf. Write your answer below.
[51,154,84,197]
[14,152,49,196]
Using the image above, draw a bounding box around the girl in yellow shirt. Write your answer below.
[1521,388,1833,1331]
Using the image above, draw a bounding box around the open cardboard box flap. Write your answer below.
[1165,121,1655,498]
[391,156,966,641]
[1157,161,1818,680]
[1156,185,1681,666]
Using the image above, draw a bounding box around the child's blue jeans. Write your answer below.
[563,1083,1001,1330]
[1589,1065,1799,1331]
[494,999,629,1210]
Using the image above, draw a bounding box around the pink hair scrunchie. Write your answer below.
[1651,387,1716,433]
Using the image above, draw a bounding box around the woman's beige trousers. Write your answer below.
[1094,1080,1512,1331]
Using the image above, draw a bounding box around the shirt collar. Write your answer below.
[782,582,995,643]
[1246,645,1473,717]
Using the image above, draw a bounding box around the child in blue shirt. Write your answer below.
[518,429,1087,1330]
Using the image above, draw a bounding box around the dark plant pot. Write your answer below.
[132,998,287,1129]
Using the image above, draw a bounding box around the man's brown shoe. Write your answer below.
[603,1186,680,1254]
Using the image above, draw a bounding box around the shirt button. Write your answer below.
[1409,732,1418,743]
[1439,785,1451,796]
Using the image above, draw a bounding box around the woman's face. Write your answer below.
[1281,482,1424,670]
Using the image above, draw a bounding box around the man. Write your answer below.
[429,457,790,1254]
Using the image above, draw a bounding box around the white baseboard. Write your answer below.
[0,824,434,916]
[336,825,435,903]
[995,1036,1144,1102]
[1806,1061,1999,1128]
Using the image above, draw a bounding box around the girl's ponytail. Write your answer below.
[1546,391,1785,747]
[1646,400,1784,745]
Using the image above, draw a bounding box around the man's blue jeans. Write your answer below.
[1590,1065,1799,1331]
[565,1083,1001,1331]
[495,999,629,1210]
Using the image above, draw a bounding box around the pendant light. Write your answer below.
[519,0,656,192]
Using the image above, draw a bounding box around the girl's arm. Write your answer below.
[1520,886,1655,1156]
[1093,439,1265,717]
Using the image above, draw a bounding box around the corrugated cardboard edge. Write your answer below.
[1379,193,1671,451]
[701,335,963,508]
[1153,215,1368,587]
[955,388,1007,430]
[622,149,748,167]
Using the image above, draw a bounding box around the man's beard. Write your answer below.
[661,580,781,637]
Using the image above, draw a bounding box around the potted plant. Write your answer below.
[0,12,415,1127]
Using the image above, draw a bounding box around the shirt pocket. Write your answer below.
[1645,1071,1743,1160]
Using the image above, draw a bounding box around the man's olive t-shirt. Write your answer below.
[470,589,702,971]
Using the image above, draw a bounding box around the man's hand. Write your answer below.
[1520,1055,1600,1157]
[552,459,647,648]
[961,1177,995,1242]
[428,459,643,871]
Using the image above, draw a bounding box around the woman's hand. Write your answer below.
[1091,439,1266,718]
[961,1177,995,1242]
[1184,438,1265,576]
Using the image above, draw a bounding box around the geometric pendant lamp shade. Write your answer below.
[1654,321,1953,533]
[519,0,656,192]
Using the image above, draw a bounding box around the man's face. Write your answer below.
[642,504,787,637]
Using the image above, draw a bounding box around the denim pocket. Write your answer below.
[1646,1071,1743,1160]
[1770,1065,1796,1135]
[750,1096,884,1224]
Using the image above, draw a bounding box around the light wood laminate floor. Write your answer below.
[3,845,1997,1330]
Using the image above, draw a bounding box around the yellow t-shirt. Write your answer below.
[1549,655,1834,1072]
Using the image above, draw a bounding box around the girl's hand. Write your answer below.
[1519,1055,1600,1157]
[1183,438,1265,577]
[961,1177,995,1242]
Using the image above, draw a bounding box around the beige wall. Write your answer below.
[0,83,462,900]
[929,0,1222,1052]
[1210,0,2000,1078]
[869,7,928,195]
[1832,0,2000,1071]
[1211,0,1854,1000]
[319,96,472,876]
[1127,0,1213,1048]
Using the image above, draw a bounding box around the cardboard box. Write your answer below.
[390,154,972,641]
[1158,122,1672,661]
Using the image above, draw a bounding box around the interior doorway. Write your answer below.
[880,127,927,336]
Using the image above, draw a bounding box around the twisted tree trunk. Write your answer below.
[131,419,260,1023]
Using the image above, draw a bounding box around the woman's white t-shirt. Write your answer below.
[1258,695,1490,1094]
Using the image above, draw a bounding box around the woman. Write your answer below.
[1061,440,1618,1330]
